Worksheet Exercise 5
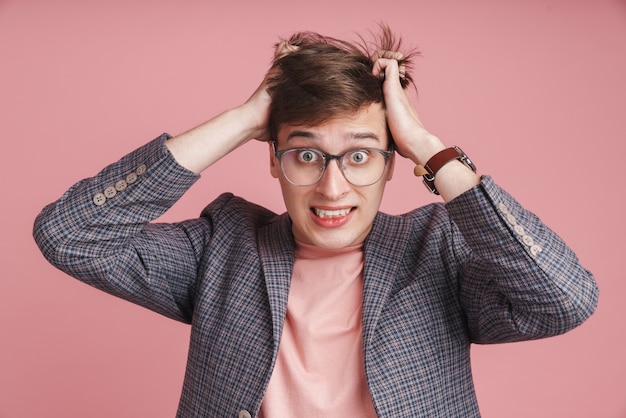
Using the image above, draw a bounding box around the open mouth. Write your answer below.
[312,207,355,219]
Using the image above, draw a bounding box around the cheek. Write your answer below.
[365,184,387,209]
[278,181,307,213]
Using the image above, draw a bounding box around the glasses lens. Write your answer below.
[341,149,387,186]
[280,149,326,186]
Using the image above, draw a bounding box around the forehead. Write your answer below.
[276,103,388,148]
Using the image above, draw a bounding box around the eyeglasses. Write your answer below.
[273,144,393,186]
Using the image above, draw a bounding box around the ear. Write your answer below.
[269,142,280,178]
[385,151,395,181]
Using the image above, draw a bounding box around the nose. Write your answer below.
[315,158,350,200]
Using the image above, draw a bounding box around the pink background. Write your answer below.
[1,0,625,416]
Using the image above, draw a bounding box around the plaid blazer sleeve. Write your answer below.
[33,134,205,322]
[445,176,599,343]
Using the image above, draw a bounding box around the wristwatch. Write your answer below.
[414,146,476,195]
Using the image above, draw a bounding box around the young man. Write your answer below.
[33,27,598,417]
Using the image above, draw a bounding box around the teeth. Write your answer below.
[314,208,351,218]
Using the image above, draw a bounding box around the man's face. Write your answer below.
[270,102,394,249]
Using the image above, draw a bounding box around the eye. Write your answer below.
[347,150,370,165]
[297,149,321,163]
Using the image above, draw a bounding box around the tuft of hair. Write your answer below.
[267,24,420,140]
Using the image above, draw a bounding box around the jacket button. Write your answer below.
[115,179,128,191]
[136,163,147,176]
[522,235,534,246]
[93,193,106,206]
[237,410,252,418]
[104,186,117,198]
[126,172,138,184]
[530,244,543,256]
[506,213,517,226]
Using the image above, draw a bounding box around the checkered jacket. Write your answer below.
[33,134,598,417]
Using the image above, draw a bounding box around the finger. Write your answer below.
[274,40,299,59]
[372,51,406,80]
[372,50,404,62]
[372,57,402,82]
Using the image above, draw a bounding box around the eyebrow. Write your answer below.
[286,130,382,142]
[286,131,316,141]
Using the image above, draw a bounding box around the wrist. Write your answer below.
[403,133,446,166]
[415,146,477,195]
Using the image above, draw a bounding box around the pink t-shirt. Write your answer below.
[259,241,377,417]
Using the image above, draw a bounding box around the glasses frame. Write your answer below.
[272,142,394,187]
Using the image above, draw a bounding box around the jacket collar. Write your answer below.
[362,212,412,347]
[258,211,412,349]
[257,213,295,349]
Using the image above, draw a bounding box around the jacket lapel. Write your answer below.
[362,212,412,347]
[257,211,412,353]
[257,213,295,350]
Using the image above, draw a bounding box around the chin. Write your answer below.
[308,230,367,250]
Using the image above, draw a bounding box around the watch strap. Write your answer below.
[414,146,476,194]
[423,147,464,178]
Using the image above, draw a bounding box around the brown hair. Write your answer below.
[267,25,419,141]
